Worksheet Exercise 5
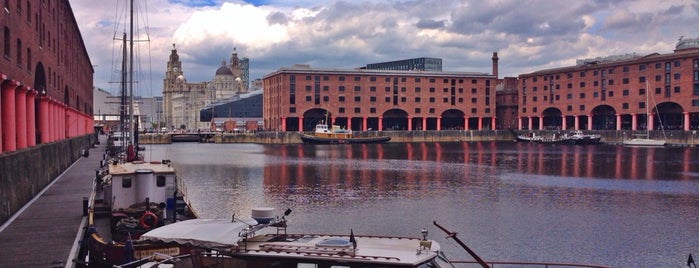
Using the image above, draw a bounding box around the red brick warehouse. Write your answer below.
[0,0,94,154]
[518,38,699,131]
[263,54,499,132]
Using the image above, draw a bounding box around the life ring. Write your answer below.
[139,211,158,229]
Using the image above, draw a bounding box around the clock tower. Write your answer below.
[163,44,184,129]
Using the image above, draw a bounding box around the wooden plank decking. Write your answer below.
[0,135,106,267]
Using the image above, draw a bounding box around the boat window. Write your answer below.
[297,263,317,268]
[156,175,166,187]
[316,238,351,247]
[122,177,132,188]
[433,252,456,268]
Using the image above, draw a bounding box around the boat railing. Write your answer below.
[176,174,199,218]
[448,260,614,268]
[433,221,613,268]
[113,252,191,268]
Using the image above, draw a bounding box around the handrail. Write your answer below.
[433,221,490,268]
[113,253,191,267]
[433,221,614,268]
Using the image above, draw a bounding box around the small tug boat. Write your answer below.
[300,122,390,144]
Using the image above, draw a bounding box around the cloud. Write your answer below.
[416,19,446,29]
[70,0,699,97]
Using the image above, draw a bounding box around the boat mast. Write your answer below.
[646,81,650,136]
[128,0,135,146]
[120,32,127,153]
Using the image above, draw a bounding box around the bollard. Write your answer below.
[82,197,88,216]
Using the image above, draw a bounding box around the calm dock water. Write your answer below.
[142,142,699,268]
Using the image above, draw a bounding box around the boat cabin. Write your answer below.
[106,160,177,213]
[313,123,352,139]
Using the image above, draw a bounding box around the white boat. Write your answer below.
[561,130,602,145]
[623,82,667,147]
[516,130,601,145]
[120,208,613,268]
[622,136,667,146]
[132,208,447,268]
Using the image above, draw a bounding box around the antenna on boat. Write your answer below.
[349,229,357,255]
[417,227,432,254]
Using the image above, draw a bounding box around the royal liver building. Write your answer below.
[162,44,249,130]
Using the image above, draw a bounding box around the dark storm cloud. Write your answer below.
[448,1,587,38]
[416,19,446,29]
[663,5,684,15]
[600,11,654,32]
[266,11,289,25]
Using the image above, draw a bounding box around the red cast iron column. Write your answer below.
[2,80,20,152]
[0,74,5,153]
[38,96,50,143]
[15,85,28,149]
[26,89,37,146]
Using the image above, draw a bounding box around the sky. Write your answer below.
[69,0,699,97]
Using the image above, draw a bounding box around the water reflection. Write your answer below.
[144,142,699,268]
[264,142,699,185]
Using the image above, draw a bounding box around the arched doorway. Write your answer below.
[441,109,465,130]
[541,107,562,130]
[383,109,408,130]
[302,108,329,131]
[590,105,616,130]
[655,102,683,130]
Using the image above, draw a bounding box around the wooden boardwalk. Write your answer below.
[0,135,106,267]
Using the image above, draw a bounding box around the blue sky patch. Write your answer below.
[168,0,219,7]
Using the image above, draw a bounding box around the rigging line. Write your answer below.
[648,81,667,139]
[110,0,129,96]
[133,0,156,161]
[146,22,155,162]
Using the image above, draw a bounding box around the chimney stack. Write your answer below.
[492,52,499,78]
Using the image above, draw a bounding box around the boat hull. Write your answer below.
[85,235,194,266]
[516,135,601,145]
[301,134,390,144]
[515,136,541,143]
[622,138,666,146]
[557,137,602,145]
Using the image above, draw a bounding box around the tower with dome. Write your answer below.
[162,45,250,130]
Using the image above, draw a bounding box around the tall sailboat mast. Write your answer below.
[128,0,135,146]
[120,32,128,152]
